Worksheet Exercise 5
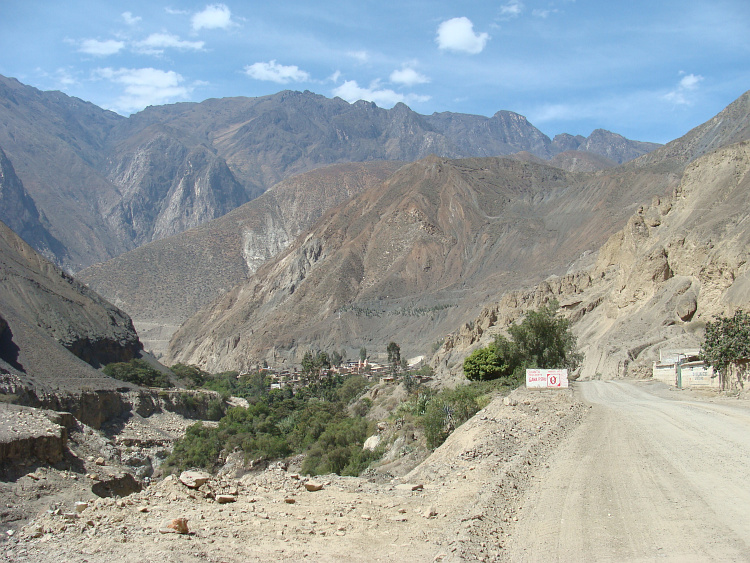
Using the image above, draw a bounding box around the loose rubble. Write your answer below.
[0,385,588,562]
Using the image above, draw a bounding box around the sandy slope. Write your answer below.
[506,380,750,562]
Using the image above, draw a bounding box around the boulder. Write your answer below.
[160,517,189,534]
[179,470,211,489]
[363,435,381,451]
[91,473,141,498]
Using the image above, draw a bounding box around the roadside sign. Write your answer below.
[526,368,568,388]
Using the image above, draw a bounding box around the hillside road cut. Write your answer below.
[505,380,750,562]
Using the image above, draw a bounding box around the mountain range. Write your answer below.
[3,72,749,387]
[0,74,658,272]
[163,91,750,376]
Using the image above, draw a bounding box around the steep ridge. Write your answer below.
[102,132,250,248]
[0,147,66,263]
[166,152,677,373]
[435,95,750,381]
[0,220,141,394]
[78,161,403,357]
[0,76,127,269]
[0,75,659,270]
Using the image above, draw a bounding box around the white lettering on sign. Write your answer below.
[526,369,568,388]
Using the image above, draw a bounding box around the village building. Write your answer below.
[652,349,718,389]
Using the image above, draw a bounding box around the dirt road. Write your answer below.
[506,380,750,562]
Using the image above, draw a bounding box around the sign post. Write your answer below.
[526,368,568,388]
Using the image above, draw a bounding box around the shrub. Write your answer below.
[103,359,172,388]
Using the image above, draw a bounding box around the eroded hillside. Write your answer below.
[438,139,750,380]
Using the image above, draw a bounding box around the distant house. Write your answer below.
[652,349,718,389]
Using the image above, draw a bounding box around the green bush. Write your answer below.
[166,372,384,477]
[207,398,225,421]
[164,423,222,472]
[418,381,505,448]
[103,359,172,388]
[463,300,581,383]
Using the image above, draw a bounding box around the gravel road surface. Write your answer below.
[506,380,750,562]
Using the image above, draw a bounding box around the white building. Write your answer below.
[652,349,718,389]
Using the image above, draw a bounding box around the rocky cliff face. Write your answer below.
[0,147,66,264]
[436,140,750,380]
[0,220,142,397]
[104,135,249,247]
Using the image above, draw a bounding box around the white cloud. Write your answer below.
[329,70,342,83]
[244,60,311,84]
[390,67,430,87]
[192,4,234,30]
[532,8,557,18]
[664,73,704,105]
[500,1,523,17]
[678,73,703,90]
[122,12,141,25]
[79,39,125,56]
[96,67,192,113]
[436,17,489,55]
[54,68,77,87]
[135,33,205,55]
[332,80,430,108]
[348,51,369,63]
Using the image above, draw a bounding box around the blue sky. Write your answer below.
[1,1,748,143]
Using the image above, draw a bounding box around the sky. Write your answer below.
[1,1,749,144]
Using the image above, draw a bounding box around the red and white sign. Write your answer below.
[526,368,569,388]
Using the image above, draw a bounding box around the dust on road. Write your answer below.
[507,380,750,562]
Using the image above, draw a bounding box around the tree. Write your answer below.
[301,350,331,381]
[331,350,343,367]
[103,359,173,388]
[359,347,367,363]
[701,310,750,388]
[387,341,401,374]
[463,300,581,382]
[508,301,581,372]
[171,363,208,388]
[463,346,508,382]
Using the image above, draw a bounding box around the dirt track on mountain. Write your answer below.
[506,380,750,562]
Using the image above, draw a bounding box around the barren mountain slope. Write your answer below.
[0,76,127,269]
[166,152,677,372]
[78,161,403,357]
[438,139,750,381]
[0,147,65,263]
[0,221,140,393]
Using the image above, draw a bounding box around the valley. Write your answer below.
[1,74,750,562]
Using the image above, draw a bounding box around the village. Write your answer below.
[255,356,433,392]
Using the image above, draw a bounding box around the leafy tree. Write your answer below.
[387,341,401,374]
[463,300,581,382]
[508,301,581,372]
[330,350,343,367]
[359,347,367,363]
[301,350,331,381]
[171,363,208,388]
[701,310,750,388]
[463,346,509,382]
[103,359,172,388]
